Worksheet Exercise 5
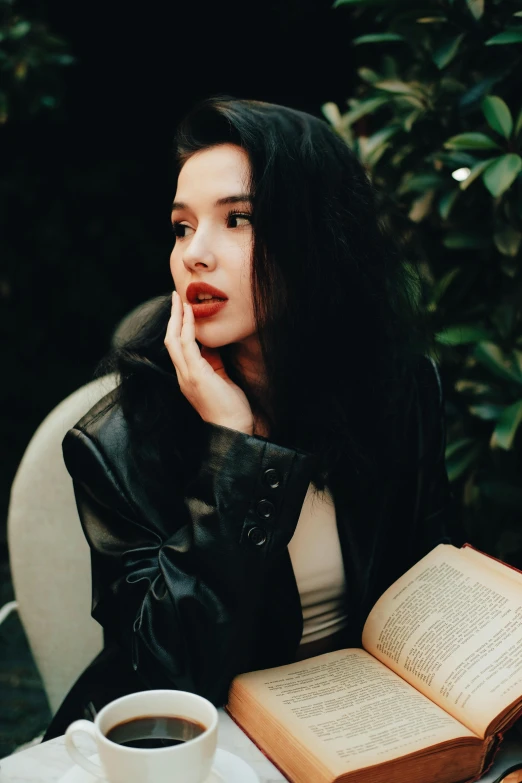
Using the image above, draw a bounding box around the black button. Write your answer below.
[256,499,275,519]
[263,468,281,489]
[248,526,267,546]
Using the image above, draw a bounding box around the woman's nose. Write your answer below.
[182,230,217,270]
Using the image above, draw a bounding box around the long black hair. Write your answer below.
[99,96,431,493]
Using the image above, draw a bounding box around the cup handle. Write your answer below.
[65,719,104,777]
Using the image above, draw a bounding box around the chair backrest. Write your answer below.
[8,373,119,715]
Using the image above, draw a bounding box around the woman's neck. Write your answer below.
[228,336,272,436]
[229,336,266,392]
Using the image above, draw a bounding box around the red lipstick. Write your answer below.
[185,282,229,320]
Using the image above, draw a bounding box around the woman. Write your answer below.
[44,96,459,738]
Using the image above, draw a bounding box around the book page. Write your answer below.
[362,545,522,738]
[230,649,477,777]
[461,546,522,589]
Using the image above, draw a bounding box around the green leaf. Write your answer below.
[444,132,501,150]
[433,151,480,168]
[433,33,465,70]
[467,0,484,19]
[374,80,423,96]
[514,11,522,17]
[438,189,459,220]
[445,438,481,482]
[403,109,423,132]
[357,67,381,84]
[445,437,475,460]
[399,173,445,194]
[408,190,435,222]
[394,94,425,109]
[340,97,390,126]
[40,95,57,108]
[431,267,460,304]
[439,75,466,94]
[353,33,406,45]
[482,96,513,139]
[474,342,522,384]
[52,54,75,66]
[459,76,504,110]
[359,125,402,165]
[417,16,448,23]
[454,379,491,395]
[493,225,522,256]
[459,158,497,191]
[486,30,522,45]
[469,404,504,420]
[483,154,522,197]
[9,20,31,39]
[491,400,522,449]
[361,125,402,164]
[321,102,342,125]
[443,231,488,249]
[436,325,493,345]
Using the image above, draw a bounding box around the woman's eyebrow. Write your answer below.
[171,193,252,213]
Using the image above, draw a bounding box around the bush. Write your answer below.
[324,0,522,565]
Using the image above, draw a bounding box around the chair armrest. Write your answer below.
[0,600,18,626]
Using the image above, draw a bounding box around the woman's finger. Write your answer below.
[179,302,210,376]
[165,291,188,376]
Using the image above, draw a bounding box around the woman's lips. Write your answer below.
[189,299,228,319]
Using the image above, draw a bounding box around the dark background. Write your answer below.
[1,0,356,547]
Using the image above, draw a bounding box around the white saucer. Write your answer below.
[58,748,260,783]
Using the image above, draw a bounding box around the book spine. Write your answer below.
[463,734,501,783]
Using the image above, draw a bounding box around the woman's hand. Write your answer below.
[165,291,254,435]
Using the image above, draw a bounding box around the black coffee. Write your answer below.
[105,715,207,749]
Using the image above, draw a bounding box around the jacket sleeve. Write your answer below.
[62,421,317,706]
[410,355,464,563]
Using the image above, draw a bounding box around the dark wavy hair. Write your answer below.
[99,95,431,493]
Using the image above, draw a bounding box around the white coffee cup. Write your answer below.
[65,689,219,783]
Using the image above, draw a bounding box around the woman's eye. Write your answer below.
[171,222,193,240]
[226,212,252,229]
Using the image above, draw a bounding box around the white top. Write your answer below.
[288,483,348,645]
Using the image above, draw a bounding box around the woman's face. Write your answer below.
[170,143,257,350]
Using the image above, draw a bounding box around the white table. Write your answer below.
[1,712,522,783]
[0,710,288,783]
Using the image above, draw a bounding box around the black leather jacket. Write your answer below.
[44,355,459,738]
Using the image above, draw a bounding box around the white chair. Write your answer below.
[5,373,119,715]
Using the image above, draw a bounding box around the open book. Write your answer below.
[226,544,522,783]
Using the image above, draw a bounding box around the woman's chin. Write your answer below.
[195,325,241,348]
[195,323,257,352]
[194,330,230,350]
